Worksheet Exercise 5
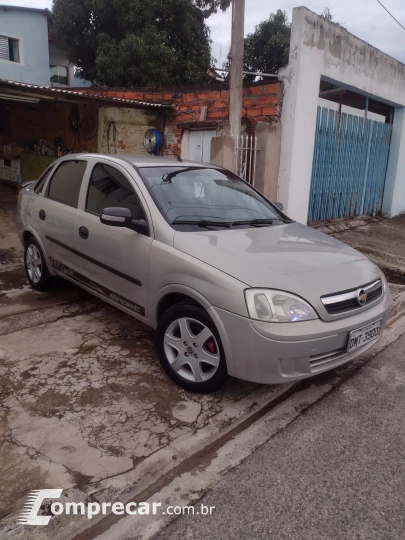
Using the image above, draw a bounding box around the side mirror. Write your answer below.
[274,201,284,212]
[100,207,149,236]
[100,207,131,227]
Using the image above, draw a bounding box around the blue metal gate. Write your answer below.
[308,107,392,222]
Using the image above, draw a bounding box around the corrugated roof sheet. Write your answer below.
[0,79,171,109]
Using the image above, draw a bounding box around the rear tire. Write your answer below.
[24,237,52,291]
[156,303,228,393]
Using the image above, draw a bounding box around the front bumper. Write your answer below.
[211,291,392,384]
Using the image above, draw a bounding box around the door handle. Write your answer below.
[79,226,89,240]
[39,209,46,221]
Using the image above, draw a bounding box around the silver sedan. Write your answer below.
[16,154,392,392]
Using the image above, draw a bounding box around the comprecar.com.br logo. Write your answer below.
[18,489,213,526]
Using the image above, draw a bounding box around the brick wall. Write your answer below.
[77,81,282,157]
[98,106,159,154]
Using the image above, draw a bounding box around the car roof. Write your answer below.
[61,153,214,168]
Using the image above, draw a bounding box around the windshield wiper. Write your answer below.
[231,218,274,226]
[172,219,232,228]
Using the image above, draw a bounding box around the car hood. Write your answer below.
[174,222,380,313]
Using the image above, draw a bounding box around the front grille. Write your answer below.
[321,280,382,315]
[309,348,347,369]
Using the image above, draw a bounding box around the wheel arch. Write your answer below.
[152,285,212,328]
[151,285,234,374]
[22,229,55,275]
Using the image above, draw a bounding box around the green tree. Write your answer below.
[52,0,230,87]
[243,10,291,79]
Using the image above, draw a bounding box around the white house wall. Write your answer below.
[0,8,50,86]
[278,7,405,223]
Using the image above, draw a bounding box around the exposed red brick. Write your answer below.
[183,93,195,103]
[163,92,173,100]
[220,90,230,99]
[246,107,259,117]
[124,92,136,99]
[249,86,263,96]
[257,94,279,105]
[198,91,221,101]
[261,106,278,116]
[175,113,195,122]
[263,83,281,94]
[213,100,227,109]
[242,97,256,107]
[207,110,228,119]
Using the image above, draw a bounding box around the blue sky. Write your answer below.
[2,0,405,65]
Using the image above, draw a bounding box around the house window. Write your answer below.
[50,64,69,85]
[0,36,20,63]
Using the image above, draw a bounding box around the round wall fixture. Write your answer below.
[143,128,162,155]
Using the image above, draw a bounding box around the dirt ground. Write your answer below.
[332,216,405,285]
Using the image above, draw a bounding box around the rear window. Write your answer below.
[47,160,87,207]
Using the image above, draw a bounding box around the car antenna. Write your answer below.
[168,149,182,162]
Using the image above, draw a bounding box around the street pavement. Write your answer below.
[153,333,405,540]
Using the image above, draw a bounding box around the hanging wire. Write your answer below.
[101,121,118,153]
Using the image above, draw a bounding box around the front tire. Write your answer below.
[24,237,52,291]
[156,303,228,393]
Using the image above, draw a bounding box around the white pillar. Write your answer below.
[382,107,405,216]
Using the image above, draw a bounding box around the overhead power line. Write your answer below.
[376,0,405,31]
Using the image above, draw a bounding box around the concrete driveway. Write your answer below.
[0,184,285,539]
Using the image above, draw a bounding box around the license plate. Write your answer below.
[347,320,382,352]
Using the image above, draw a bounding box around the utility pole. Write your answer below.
[229,0,245,139]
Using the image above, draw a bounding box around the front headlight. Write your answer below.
[379,270,388,294]
[245,289,318,323]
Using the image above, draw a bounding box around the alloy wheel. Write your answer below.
[26,244,43,284]
[163,317,220,383]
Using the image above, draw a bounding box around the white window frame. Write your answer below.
[0,32,24,66]
[50,64,69,86]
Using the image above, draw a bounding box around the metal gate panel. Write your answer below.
[234,134,258,186]
[308,107,392,222]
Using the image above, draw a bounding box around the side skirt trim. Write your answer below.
[49,256,146,316]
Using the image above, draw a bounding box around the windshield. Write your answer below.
[137,166,288,230]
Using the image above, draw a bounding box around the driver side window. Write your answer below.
[86,163,145,220]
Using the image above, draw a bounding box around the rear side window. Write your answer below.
[47,160,87,207]
[86,163,145,220]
